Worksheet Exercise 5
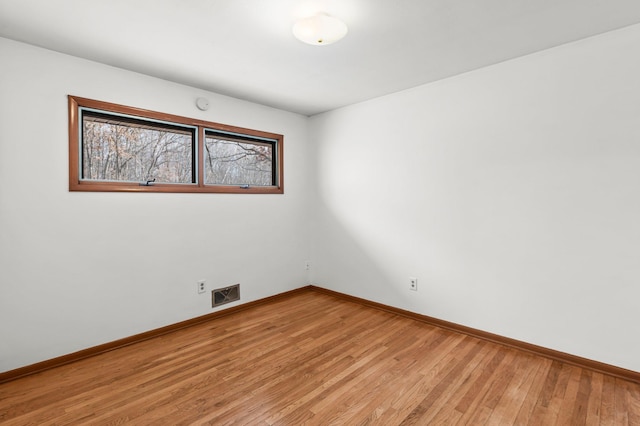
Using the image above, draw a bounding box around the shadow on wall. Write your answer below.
[311,199,433,313]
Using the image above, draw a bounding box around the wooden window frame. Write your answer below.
[68,95,284,194]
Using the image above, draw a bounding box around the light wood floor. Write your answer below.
[1,290,639,425]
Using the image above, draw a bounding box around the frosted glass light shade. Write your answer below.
[293,13,348,46]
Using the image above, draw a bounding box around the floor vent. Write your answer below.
[212,284,240,307]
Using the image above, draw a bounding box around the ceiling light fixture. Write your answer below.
[293,13,348,46]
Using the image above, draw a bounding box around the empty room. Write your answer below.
[1,0,640,424]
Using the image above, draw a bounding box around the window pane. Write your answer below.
[204,133,275,186]
[81,111,195,183]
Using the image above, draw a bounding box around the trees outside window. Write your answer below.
[204,133,274,186]
[82,112,195,184]
[69,96,283,194]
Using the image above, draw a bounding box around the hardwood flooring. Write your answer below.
[1,289,639,425]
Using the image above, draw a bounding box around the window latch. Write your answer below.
[240,184,250,189]
[140,178,156,186]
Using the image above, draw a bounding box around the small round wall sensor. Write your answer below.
[196,97,210,111]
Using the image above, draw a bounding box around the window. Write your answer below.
[69,96,283,194]
[81,111,196,185]
[204,130,276,187]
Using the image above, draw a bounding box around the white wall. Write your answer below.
[309,24,640,372]
[0,38,311,372]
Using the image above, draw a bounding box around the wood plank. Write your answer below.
[483,353,543,425]
[600,373,618,426]
[583,371,603,425]
[626,378,640,425]
[512,358,553,424]
[551,364,583,425]
[456,348,522,424]
[1,289,640,425]
[615,378,630,425]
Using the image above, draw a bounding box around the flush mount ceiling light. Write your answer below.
[293,13,348,46]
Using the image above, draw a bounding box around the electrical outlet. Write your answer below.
[409,277,418,291]
[305,261,311,271]
[197,280,206,294]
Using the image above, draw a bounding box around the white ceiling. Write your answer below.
[2,0,640,116]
